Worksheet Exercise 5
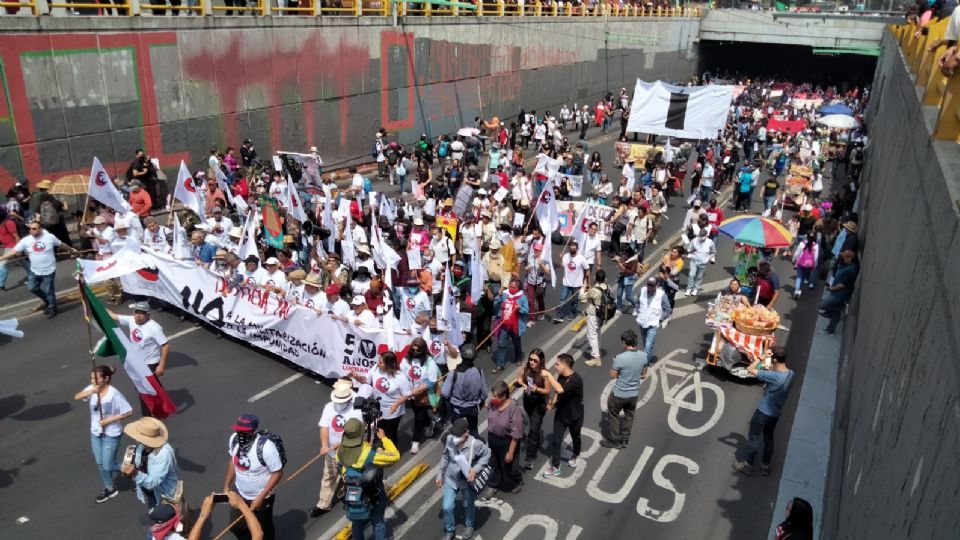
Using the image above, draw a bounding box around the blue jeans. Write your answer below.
[589,171,601,187]
[442,478,477,533]
[637,324,658,361]
[764,196,776,211]
[557,285,579,320]
[743,409,779,467]
[616,275,637,309]
[795,267,813,291]
[686,261,705,292]
[351,489,388,540]
[699,184,713,202]
[28,270,57,314]
[90,433,121,490]
[397,174,407,194]
[535,179,546,201]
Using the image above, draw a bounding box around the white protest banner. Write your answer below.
[406,249,422,270]
[534,154,562,177]
[558,173,583,197]
[493,186,509,202]
[120,250,414,377]
[627,79,734,139]
[513,212,526,229]
[558,200,616,241]
[272,155,283,172]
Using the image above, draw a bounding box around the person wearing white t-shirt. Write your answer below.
[402,338,441,454]
[309,380,364,518]
[348,295,379,328]
[319,283,351,319]
[74,365,134,503]
[581,222,603,272]
[553,241,590,323]
[224,414,284,540]
[399,282,432,329]
[429,227,456,265]
[90,216,116,257]
[259,257,287,294]
[207,208,234,247]
[112,302,170,375]
[142,217,171,253]
[0,222,78,318]
[349,351,412,448]
[240,255,269,288]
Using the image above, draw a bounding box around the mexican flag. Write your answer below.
[78,278,177,419]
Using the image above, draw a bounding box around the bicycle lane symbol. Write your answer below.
[601,348,726,437]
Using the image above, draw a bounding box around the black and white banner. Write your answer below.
[627,79,734,140]
[120,251,414,377]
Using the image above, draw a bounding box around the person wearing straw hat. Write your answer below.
[223,226,243,254]
[308,380,363,519]
[300,273,324,309]
[121,417,179,510]
[337,418,400,539]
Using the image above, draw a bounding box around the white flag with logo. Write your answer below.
[322,185,336,253]
[286,175,309,223]
[88,157,131,214]
[171,213,190,260]
[535,175,559,235]
[173,160,205,222]
[78,248,148,284]
[214,166,235,207]
[627,79,734,140]
[440,263,464,347]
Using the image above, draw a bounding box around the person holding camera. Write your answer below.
[120,417,179,510]
[309,380,363,519]
[338,418,400,540]
[224,414,284,540]
[437,417,491,540]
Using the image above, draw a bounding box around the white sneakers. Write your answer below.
[410,442,420,454]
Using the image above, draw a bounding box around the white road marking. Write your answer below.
[503,514,560,540]
[586,445,655,504]
[247,374,303,402]
[167,327,200,341]
[636,454,700,523]
[668,303,705,321]
[910,457,924,498]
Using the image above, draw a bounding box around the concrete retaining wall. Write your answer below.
[700,9,885,48]
[823,30,960,540]
[0,16,699,191]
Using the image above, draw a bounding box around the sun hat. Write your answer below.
[303,273,323,288]
[331,379,354,403]
[264,257,280,266]
[123,417,169,448]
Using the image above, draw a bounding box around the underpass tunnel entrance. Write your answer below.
[697,40,878,89]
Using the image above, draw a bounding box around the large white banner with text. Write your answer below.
[120,251,414,378]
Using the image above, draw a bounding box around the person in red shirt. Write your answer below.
[232,176,249,200]
[128,181,153,218]
[704,198,725,239]
[0,207,21,290]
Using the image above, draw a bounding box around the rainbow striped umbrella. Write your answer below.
[717,215,794,248]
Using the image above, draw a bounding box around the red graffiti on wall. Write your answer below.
[0,32,189,192]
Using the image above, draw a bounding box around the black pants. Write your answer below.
[488,433,522,491]
[522,396,546,460]
[550,415,582,468]
[379,416,401,447]
[230,493,275,540]
[412,404,432,443]
[607,394,637,443]
[450,404,480,439]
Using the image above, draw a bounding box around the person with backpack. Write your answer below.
[33,180,73,248]
[436,417,491,540]
[223,414,285,540]
[441,344,488,438]
[485,381,526,495]
[579,269,613,367]
[337,418,400,540]
[791,232,819,299]
[634,277,672,362]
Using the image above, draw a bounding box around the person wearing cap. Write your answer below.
[222,225,243,254]
[145,502,188,540]
[441,344,488,438]
[224,414,284,540]
[348,295,379,327]
[240,255,268,287]
[309,380,364,518]
[121,417,179,509]
[398,277,431,329]
[337,418,400,539]
[259,257,287,294]
[322,253,351,290]
[819,250,858,335]
[436,416,491,540]
[207,206,234,248]
[109,300,170,379]
[129,180,153,218]
[634,275,672,361]
[682,198,705,231]
[481,237,506,296]
[319,283,350,319]
[90,215,117,259]
[408,216,430,253]
[0,218,79,318]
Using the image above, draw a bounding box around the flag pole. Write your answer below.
[76,270,102,422]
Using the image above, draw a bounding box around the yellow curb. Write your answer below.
[333,463,430,540]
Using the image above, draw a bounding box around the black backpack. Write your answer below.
[232,431,288,469]
[598,285,617,324]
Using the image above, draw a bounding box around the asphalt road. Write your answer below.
[0,127,825,540]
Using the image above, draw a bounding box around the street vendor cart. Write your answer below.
[784,164,812,209]
[701,299,782,378]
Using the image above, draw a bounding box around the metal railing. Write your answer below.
[2,0,700,16]
[892,17,960,140]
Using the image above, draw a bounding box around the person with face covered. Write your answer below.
[402,337,441,454]
[485,381,526,494]
[436,417,492,540]
[224,414,284,540]
[423,316,458,375]
[492,277,529,373]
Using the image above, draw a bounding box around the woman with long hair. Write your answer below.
[775,497,813,540]
[588,151,603,188]
[515,348,562,470]
[791,232,819,299]
[403,337,439,455]
[349,350,412,449]
[74,365,133,503]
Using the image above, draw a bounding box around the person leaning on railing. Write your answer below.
[930,8,960,76]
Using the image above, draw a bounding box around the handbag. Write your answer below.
[467,439,494,494]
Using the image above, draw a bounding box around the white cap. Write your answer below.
[350,295,366,306]
[265,257,280,266]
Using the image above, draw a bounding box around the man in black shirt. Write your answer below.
[543,353,583,478]
[240,139,257,168]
